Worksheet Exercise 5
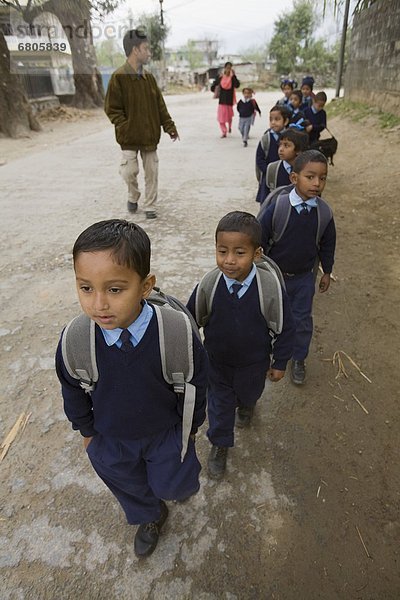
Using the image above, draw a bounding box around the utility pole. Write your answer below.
[335,0,350,98]
[159,0,166,90]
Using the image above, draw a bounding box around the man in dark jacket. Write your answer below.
[105,29,179,219]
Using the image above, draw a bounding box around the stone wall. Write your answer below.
[345,0,400,116]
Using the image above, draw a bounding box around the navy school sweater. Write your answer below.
[304,107,327,144]
[255,130,280,174]
[237,99,261,118]
[187,276,294,371]
[256,160,291,204]
[55,313,207,439]
[259,200,336,274]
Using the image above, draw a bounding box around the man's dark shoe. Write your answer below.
[291,360,306,385]
[236,405,254,428]
[134,500,168,558]
[145,210,157,219]
[207,445,228,479]
[243,141,248,147]
[127,201,138,213]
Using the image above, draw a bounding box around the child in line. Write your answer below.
[237,87,261,147]
[260,128,309,201]
[288,90,307,130]
[300,76,315,111]
[187,212,295,480]
[258,151,336,385]
[277,78,296,110]
[304,91,327,145]
[255,105,291,202]
[55,219,207,558]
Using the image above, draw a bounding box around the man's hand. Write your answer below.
[319,273,331,293]
[83,436,93,449]
[170,131,180,141]
[267,368,285,382]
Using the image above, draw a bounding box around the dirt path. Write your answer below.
[0,91,399,599]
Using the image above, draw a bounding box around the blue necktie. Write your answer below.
[300,202,309,215]
[231,283,242,299]
[119,329,133,352]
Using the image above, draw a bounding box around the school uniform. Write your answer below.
[55,303,207,524]
[276,96,293,112]
[304,106,327,144]
[237,99,261,142]
[258,188,336,360]
[300,96,313,111]
[255,130,280,203]
[289,108,306,130]
[187,266,294,447]
[260,160,292,204]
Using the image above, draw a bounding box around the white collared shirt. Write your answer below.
[222,263,257,298]
[289,187,318,214]
[101,301,153,348]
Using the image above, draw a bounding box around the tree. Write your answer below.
[95,38,125,68]
[134,12,170,62]
[0,30,41,137]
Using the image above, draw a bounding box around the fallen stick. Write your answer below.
[0,412,31,462]
[352,394,369,415]
[355,525,372,559]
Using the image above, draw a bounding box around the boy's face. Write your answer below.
[74,250,155,330]
[301,85,312,98]
[313,99,326,112]
[278,138,298,163]
[243,89,252,100]
[269,110,288,133]
[216,231,262,282]
[290,161,328,200]
[282,84,292,99]
[289,94,301,109]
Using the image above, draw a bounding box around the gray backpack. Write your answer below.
[266,160,282,193]
[194,257,285,335]
[61,288,200,462]
[255,129,272,182]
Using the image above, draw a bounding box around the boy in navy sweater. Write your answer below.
[256,104,291,202]
[237,87,261,147]
[55,219,207,558]
[304,91,327,145]
[187,212,294,480]
[258,151,336,385]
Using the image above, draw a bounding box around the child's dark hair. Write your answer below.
[123,28,148,57]
[270,104,291,122]
[242,87,254,94]
[280,78,296,90]
[293,150,328,173]
[314,91,327,103]
[290,89,303,104]
[73,219,151,279]
[216,211,262,248]
[280,128,309,152]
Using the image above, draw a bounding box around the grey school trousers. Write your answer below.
[119,149,158,209]
[238,116,252,142]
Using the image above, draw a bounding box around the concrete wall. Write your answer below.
[345,0,400,116]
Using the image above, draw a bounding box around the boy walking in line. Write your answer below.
[105,30,179,220]
[304,91,328,145]
[56,220,207,558]
[187,212,295,480]
[258,150,336,385]
[237,88,261,147]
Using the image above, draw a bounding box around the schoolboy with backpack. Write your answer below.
[257,150,336,386]
[55,219,208,559]
[187,211,295,480]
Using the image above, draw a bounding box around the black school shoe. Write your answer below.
[207,445,228,479]
[127,201,138,213]
[291,360,306,385]
[236,405,254,428]
[134,500,168,558]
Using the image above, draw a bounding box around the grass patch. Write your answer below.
[327,99,400,129]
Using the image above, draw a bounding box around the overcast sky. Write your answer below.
[97,0,341,54]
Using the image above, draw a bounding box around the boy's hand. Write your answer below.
[267,368,285,382]
[83,436,93,449]
[170,131,180,141]
[319,273,331,293]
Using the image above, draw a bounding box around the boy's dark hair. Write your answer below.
[280,128,309,152]
[290,89,303,103]
[280,78,296,90]
[242,87,254,94]
[123,28,148,57]
[314,91,327,103]
[216,211,262,248]
[73,219,151,280]
[293,150,328,173]
[270,104,291,122]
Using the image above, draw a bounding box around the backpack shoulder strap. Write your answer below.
[316,197,333,246]
[255,260,284,335]
[61,314,98,393]
[271,193,292,244]
[261,130,271,155]
[153,304,195,462]
[194,267,222,328]
[266,160,281,192]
